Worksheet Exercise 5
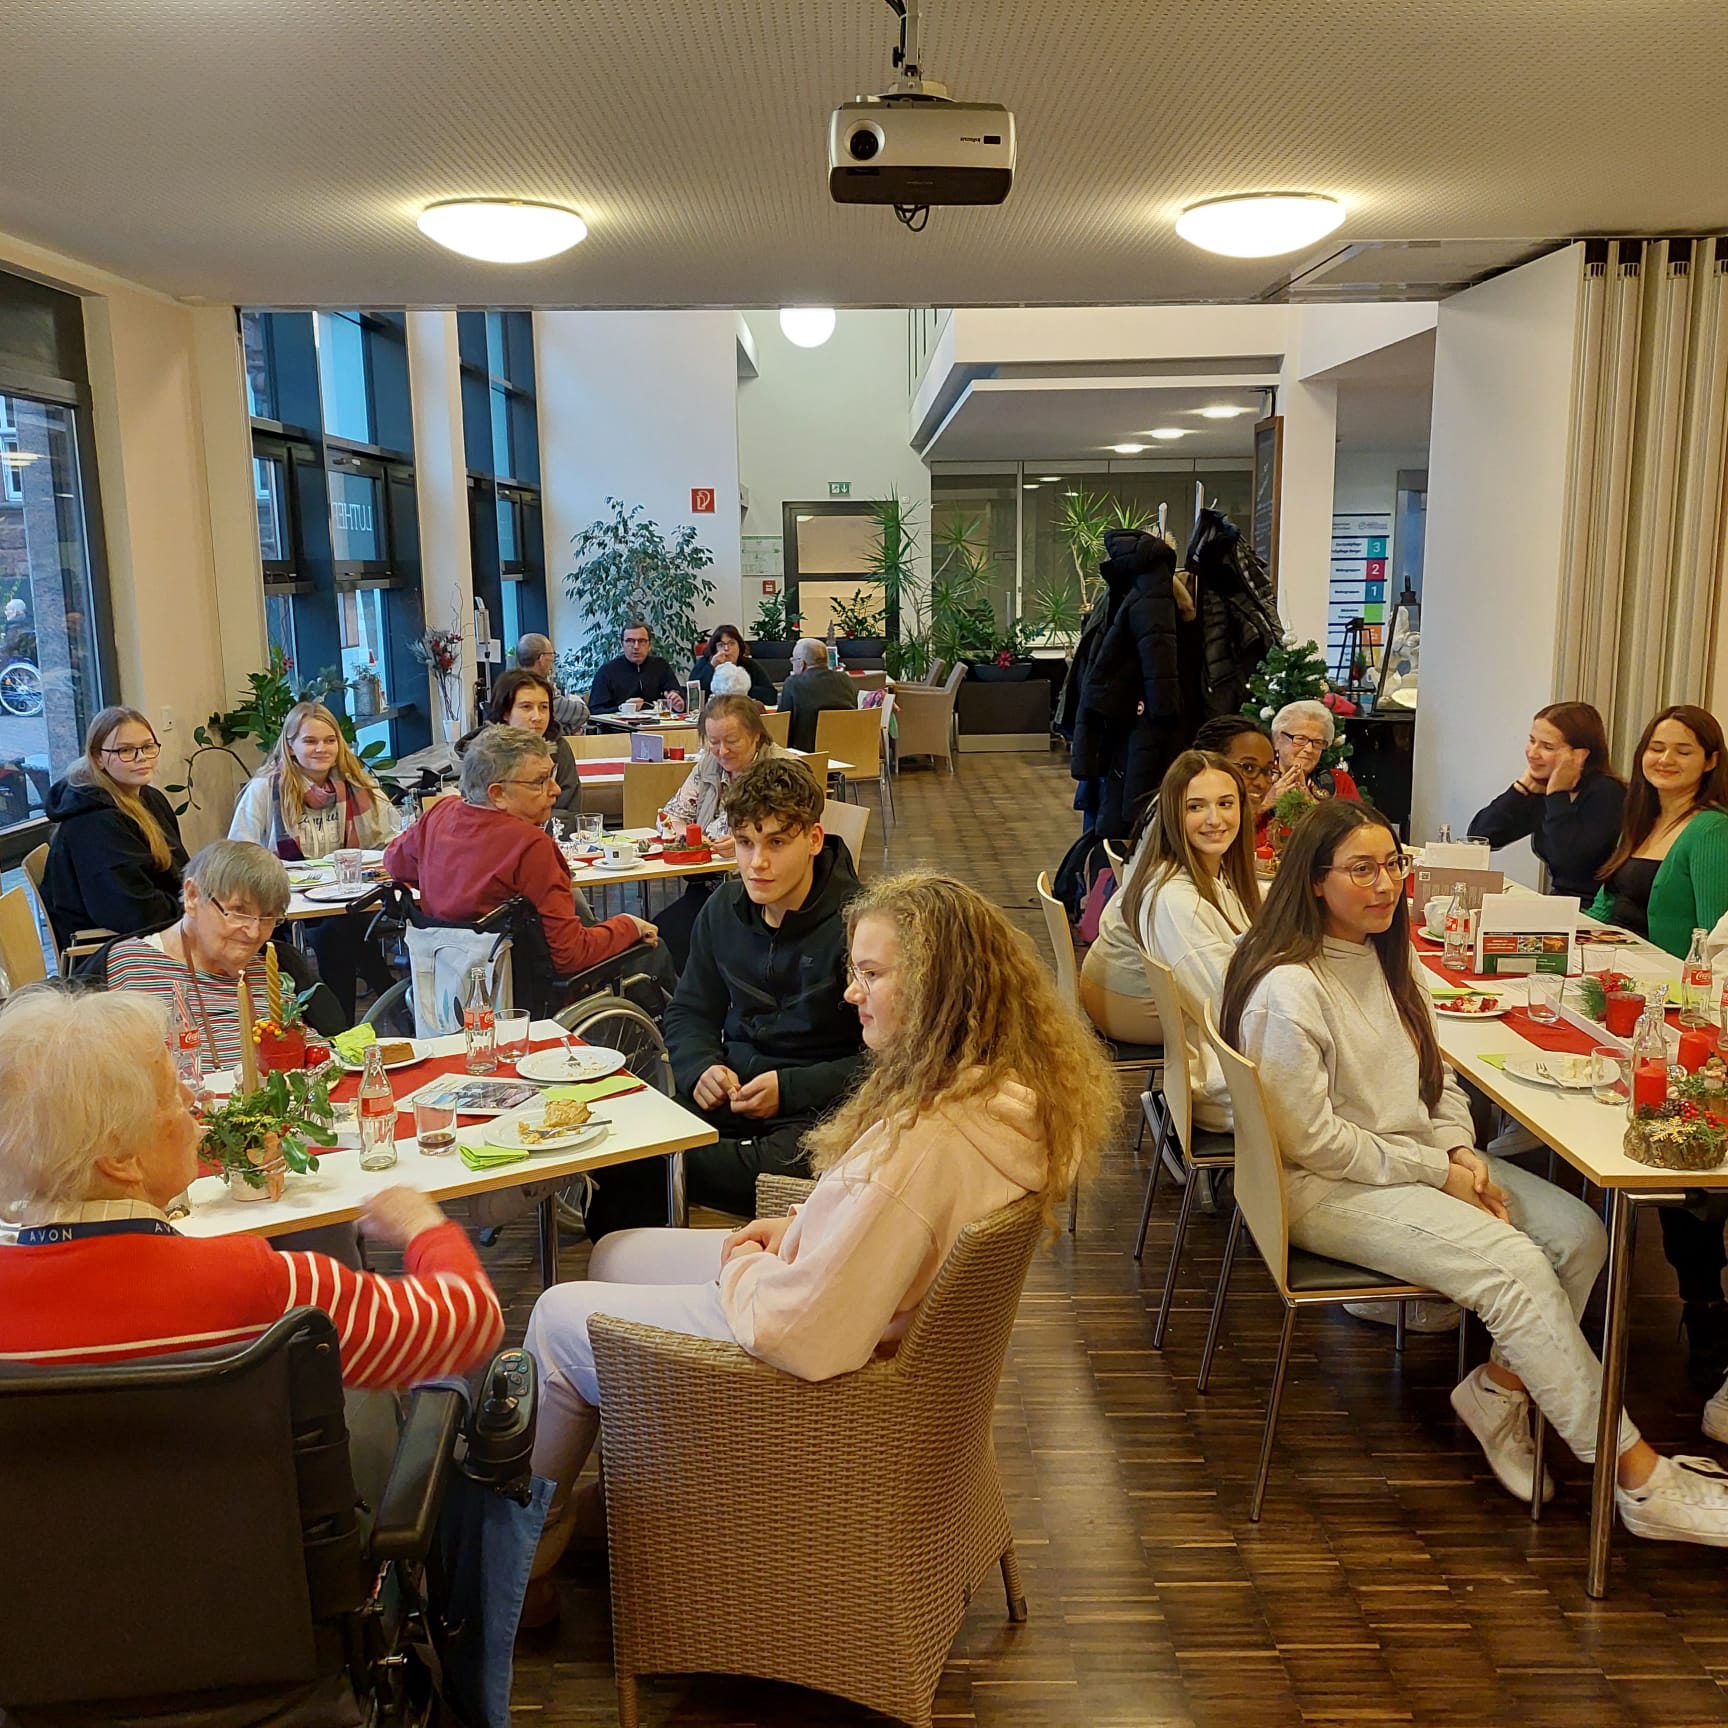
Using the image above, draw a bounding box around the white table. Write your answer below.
[1422,932,1725,1596]
[570,748,851,790]
[176,1023,718,1280]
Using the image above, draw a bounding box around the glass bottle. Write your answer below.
[173,1024,204,1094]
[357,1045,399,1171]
[1630,986,1671,1116]
[1442,883,1477,971]
[1680,927,1712,1028]
[463,964,497,1075]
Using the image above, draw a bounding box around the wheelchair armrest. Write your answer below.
[369,1386,464,1562]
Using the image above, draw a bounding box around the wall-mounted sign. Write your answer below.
[690,487,715,513]
[828,480,851,496]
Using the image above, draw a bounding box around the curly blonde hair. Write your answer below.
[266,701,382,830]
[806,872,1122,1237]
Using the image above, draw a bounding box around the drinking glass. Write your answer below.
[333,848,365,886]
[1527,973,1562,1024]
[579,813,604,845]
[413,1097,458,1156]
[495,1009,532,1066]
[1591,1046,1628,1106]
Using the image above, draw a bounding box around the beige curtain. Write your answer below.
[1553,237,1728,769]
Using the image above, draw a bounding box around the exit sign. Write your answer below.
[828,481,851,496]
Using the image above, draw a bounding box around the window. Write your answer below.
[316,312,371,444]
[241,312,276,421]
[254,454,286,562]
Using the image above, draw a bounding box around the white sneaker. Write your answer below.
[1449,1365,1556,1504]
[1703,1375,1728,1444]
[1343,1298,1462,1333]
[1616,1454,1728,1546]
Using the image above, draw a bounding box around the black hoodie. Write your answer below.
[665,833,864,1118]
[42,778,188,948]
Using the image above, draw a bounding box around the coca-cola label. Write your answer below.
[466,1007,495,1032]
[177,1029,200,1052]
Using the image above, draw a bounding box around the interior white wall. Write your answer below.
[736,309,930,633]
[1333,449,1429,514]
[535,310,742,667]
[1414,243,1585,877]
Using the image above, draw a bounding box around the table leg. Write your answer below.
[537,1193,559,1287]
[665,1150,687,1227]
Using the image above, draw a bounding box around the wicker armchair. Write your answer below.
[588,1190,1045,1728]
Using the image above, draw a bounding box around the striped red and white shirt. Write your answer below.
[0,1203,504,1389]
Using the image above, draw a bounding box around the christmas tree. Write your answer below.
[1242,635,1352,765]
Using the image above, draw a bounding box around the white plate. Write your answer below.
[592,856,647,872]
[1433,996,1511,1020]
[334,1040,426,1073]
[1504,1051,1596,1089]
[515,1045,628,1085]
[485,1112,609,1155]
[301,882,382,904]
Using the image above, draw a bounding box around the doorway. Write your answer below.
[781,501,892,639]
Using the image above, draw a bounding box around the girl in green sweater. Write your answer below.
[1588,705,1728,960]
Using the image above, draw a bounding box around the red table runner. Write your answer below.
[325,1037,645,1121]
[1417,946,1642,1055]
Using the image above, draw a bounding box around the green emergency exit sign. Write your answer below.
[828,481,851,496]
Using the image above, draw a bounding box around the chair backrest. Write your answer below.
[22,841,48,892]
[657,727,698,754]
[942,662,968,695]
[1102,839,1126,876]
[848,669,888,693]
[755,1172,818,1216]
[1140,954,1192,1150]
[923,656,946,686]
[1202,1003,1292,1292]
[0,884,49,989]
[877,690,896,735]
[821,797,870,866]
[790,749,828,791]
[760,710,791,746]
[19,844,67,969]
[570,732,631,759]
[1033,870,1079,1008]
[0,1308,362,1710]
[814,706,881,777]
[890,685,956,762]
[624,759,696,828]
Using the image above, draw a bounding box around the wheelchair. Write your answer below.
[0,1308,537,1728]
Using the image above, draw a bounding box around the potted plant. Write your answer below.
[972,618,1036,682]
[831,587,887,660]
[750,591,800,662]
[1268,785,1318,864]
[410,621,466,744]
[563,498,717,685]
[251,947,322,1074]
[199,1066,337,1202]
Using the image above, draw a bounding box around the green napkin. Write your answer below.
[331,1024,378,1063]
[544,1075,641,1105]
[1479,1054,1510,1069]
[459,1138,530,1171]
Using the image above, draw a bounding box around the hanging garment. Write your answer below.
[1184,506,1283,718]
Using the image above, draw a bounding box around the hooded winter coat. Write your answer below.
[1185,507,1283,718]
[42,778,187,948]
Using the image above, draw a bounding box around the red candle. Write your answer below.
[1678,1026,1717,1073]
[1604,991,1645,1038]
[1633,1057,1668,1111]
[686,822,703,849]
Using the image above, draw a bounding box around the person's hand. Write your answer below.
[1268,761,1307,807]
[628,916,659,946]
[1545,746,1589,796]
[1444,1148,1512,1223]
[667,692,686,714]
[708,833,736,858]
[721,1214,793,1264]
[724,1237,765,1264]
[730,1071,781,1119]
[359,1186,446,1245]
[694,1064,743,1110]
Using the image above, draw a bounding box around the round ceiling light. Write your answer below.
[1175,193,1345,259]
[416,199,588,263]
[1038,474,1062,482]
[779,307,837,348]
[1148,428,1187,441]
[1197,404,1253,420]
[1110,442,1146,455]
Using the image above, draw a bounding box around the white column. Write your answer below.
[405,309,474,737]
[1273,371,1338,651]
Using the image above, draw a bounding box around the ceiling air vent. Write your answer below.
[1268,238,1562,302]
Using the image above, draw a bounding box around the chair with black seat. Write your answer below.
[1196,1005,1492,1522]
[1132,955,1235,1349]
[0,1307,493,1728]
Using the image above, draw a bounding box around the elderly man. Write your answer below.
[515,631,589,733]
[775,637,859,752]
[384,724,662,980]
[0,987,504,1388]
[588,621,684,715]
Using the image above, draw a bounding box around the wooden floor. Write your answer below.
[493,749,1728,1728]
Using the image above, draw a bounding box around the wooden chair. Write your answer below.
[815,706,892,823]
[1132,956,1234,1348]
[622,760,696,829]
[589,1191,1045,1728]
[789,750,827,793]
[21,842,111,976]
[0,886,50,991]
[820,796,870,868]
[848,669,888,693]
[760,711,791,747]
[571,733,633,759]
[1197,1005,1491,1521]
[655,728,698,755]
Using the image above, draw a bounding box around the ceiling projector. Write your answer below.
[829,0,1015,220]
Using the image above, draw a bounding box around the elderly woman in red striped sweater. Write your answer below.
[0,987,503,1388]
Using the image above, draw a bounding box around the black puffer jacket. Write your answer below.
[43,778,188,949]
[1070,531,1185,837]
[1185,507,1282,718]
[664,834,864,1119]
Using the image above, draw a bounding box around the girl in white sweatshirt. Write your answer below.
[1116,749,1261,1132]
[521,871,1121,1609]
[1220,798,1728,1548]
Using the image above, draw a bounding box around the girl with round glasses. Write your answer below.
[44,706,188,950]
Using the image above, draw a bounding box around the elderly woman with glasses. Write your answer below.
[384,724,659,978]
[101,839,340,1067]
[43,706,188,951]
[1269,699,1361,807]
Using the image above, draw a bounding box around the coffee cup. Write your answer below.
[603,839,634,867]
[1423,896,1450,934]
[621,698,643,713]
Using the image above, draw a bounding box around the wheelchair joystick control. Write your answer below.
[460,1347,538,1504]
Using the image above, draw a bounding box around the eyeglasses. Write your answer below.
[498,774,557,791]
[1276,730,1327,751]
[845,960,894,993]
[206,896,274,931]
[102,742,162,763]
[1232,759,1276,781]
[1322,854,1409,889]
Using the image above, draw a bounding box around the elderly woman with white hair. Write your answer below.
[0,986,503,1387]
[1269,698,1361,807]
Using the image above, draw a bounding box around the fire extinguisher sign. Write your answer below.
[690,488,715,513]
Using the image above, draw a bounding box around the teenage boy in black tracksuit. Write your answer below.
[582,755,863,1238]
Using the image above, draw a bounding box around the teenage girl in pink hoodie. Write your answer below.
[522,871,1121,1605]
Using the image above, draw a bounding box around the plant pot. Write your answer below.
[257,1026,307,1073]
[837,637,887,661]
[749,638,798,662]
[225,1166,279,1202]
[970,661,1033,683]
[440,702,465,746]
